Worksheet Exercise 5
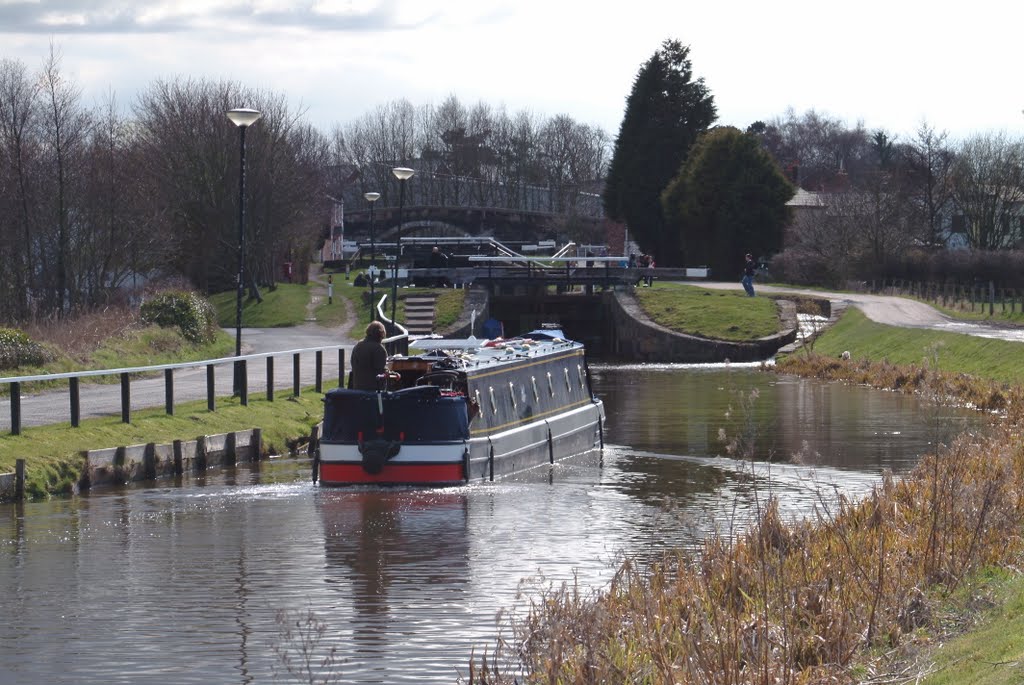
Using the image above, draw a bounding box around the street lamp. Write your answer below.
[227,107,261,395]
[364,191,381,321]
[390,166,415,328]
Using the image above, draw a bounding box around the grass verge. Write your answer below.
[796,307,1024,385]
[637,282,781,340]
[3,326,235,395]
[209,282,312,328]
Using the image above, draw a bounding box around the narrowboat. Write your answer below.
[316,326,605,486]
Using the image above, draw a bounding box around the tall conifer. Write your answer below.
[602,39,716,266]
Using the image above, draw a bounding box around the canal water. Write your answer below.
[0,366,980,684]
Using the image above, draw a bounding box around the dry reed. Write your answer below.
[464,353,1024,684]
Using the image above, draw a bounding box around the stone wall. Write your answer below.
[79,429,262,492]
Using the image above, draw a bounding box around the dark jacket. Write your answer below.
[349,336,388,390]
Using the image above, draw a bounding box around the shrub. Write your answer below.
[140,291,218,344]
[0,328,52,370]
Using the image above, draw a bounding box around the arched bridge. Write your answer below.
[330,167,612,245]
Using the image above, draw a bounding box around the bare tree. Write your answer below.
[37,45,94,316]
[133,77,327,293]
[78,91,150,304]
[905,121,954,247]
[0,57,42,321]
[762,109,873,190]
[951,131,1024,249]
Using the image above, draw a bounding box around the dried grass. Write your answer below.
[22,305,142,361]
[465,354,1024,684]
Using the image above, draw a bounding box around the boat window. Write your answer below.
[489,386,497,414]
[564,368,571,393]
[546,371,555,397]
[475,389,482,414]
[531,376,539,402]
[508,381,517,409]
[577,364,585,390]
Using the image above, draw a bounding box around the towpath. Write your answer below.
[699,282,1024,344]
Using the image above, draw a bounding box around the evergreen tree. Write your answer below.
[602,39,716,266]
[662,126,794,277]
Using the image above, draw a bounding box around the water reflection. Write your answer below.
[593,366,970,473]
[319,490,470,658]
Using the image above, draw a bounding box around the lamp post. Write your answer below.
[364,191,381,321]
[227,107,261,395]
[390,167,415,328]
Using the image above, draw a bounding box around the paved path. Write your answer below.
[700,282,1024,343]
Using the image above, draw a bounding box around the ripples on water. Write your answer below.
[0,367,983,683]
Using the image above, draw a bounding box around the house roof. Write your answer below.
[787,188,827,207]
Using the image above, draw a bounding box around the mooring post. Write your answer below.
[293,353,301,397]
[338,348,345,388]
[15,459,25,500]
[251,428,262,462]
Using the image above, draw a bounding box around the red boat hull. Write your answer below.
[319,461,466,486]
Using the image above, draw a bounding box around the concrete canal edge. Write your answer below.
[0,424,325,502]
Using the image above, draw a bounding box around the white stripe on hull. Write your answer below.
[320,442,467,464]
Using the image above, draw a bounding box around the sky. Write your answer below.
[2,0,1023,143]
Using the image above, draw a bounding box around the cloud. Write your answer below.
[0,0,418,34]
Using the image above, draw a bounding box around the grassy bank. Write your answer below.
[636,282,780,340]
[209,282,313,328]
[3,311,234,396]
[800,307,1024,385]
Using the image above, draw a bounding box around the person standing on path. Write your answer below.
[742,253,756,297]
[349,321,388,390]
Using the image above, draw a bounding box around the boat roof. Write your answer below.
[403,332,583,369]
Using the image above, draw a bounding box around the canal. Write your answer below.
[0,365,981,683]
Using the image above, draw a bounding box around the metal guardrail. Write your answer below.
[0,345,351,436]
